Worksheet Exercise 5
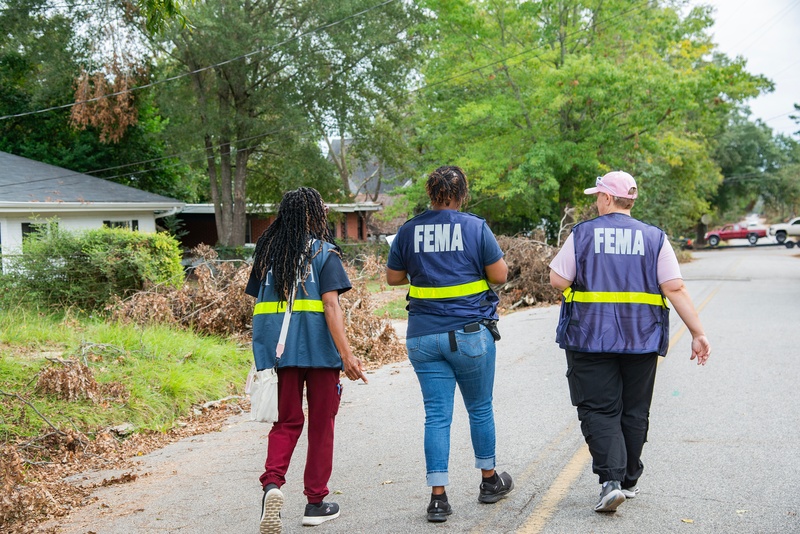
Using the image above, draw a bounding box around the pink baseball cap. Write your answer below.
[584,171,638,199]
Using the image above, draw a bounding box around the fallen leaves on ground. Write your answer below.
[1,399,244,532]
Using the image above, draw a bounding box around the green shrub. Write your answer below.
[0,227,183,311]
[213,244,254,260]
[337,240,390,265]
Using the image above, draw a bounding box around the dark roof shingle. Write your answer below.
[0,151,182,204]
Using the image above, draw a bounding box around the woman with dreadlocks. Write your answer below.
[386,166,513,522]
[245,187,367,533]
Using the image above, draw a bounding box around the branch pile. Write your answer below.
[495,235,562,310]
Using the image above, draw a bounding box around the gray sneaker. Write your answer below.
[621,485,640,499]
[260,485,283,534]
[594,480,625,512]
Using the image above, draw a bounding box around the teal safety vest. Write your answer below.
[251,240,343,370]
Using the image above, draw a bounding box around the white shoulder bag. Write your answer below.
[247,286,295,423]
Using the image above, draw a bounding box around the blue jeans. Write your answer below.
[407,325,497,487]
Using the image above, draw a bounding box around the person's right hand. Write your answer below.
[343,354,368,383]
[690,335,710,366]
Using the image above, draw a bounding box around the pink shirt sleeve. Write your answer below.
[656,238,682,285]
[548,234,576,282]
[549,232,682,286]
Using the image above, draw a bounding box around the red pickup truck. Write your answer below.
[704,223,767,247]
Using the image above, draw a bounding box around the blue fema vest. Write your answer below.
[556,213,670,355]
[396,210,499,321]
[251,239,343,371]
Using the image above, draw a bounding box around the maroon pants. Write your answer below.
[259,367,341,503]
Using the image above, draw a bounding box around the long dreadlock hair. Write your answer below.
[252,187,337,301]
[426,165,469,208]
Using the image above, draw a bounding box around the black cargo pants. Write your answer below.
[565,349,659,486]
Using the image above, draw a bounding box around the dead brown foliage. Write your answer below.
[70,56,146,144]
[495,234,562,310]
[109,246,252,340]
[108,246,406,368]
[36,363,99,403]
[0,398,244,532]
[1,445,54,526]
[341,264,406,369]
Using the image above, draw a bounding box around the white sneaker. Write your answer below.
[260,486,283,534]
[621,486,640,499]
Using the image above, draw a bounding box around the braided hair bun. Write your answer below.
[426,165,469,208]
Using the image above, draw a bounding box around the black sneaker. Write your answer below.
[478,471,514,503]
[302,501,340,526]
[427,498,453,523]
[595,480,625,512]
[259,484,283,534]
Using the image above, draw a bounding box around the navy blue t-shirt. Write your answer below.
[387,210,503,338]
[245,252,351,299]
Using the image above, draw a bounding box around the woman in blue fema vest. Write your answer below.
[246,187,368,534]
[386,165,513,522]
[549,171,711,513]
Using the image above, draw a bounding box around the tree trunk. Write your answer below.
[204,135,225,244]
[217,140,234,246]
[231,147,250,246]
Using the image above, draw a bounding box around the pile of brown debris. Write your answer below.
[109,244,406,368]
[495,235,563,311]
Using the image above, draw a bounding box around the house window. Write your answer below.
[103,220,139,231]
[357,213,364,240]
[340,218,347,239]
[21,221,58,240]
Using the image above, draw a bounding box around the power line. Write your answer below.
[734,0,800,56]
[0,0,400,121]
[0,2,97,12]
[770,58,800,78]
[0,121,309,189]
[763,109,798,123]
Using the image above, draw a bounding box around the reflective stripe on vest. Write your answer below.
[253,300,324,315]
[563,287,667,308]
[409,279,490,299]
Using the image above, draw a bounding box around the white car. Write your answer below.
[768,217,800,243]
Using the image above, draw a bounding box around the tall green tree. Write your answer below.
[301,1,425,197]
[412,0,770,237]
[712,111,786,216]
[156,0,424,246]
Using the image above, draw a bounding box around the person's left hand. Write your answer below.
[343,355,368,383]
[690,335,711,366]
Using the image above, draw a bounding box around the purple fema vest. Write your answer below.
[556,213,670,355]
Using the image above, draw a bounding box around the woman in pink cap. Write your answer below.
[548,171,711,513]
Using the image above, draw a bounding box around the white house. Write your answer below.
[0,151,184,271]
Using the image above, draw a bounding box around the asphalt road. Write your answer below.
[38,245,800,534]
